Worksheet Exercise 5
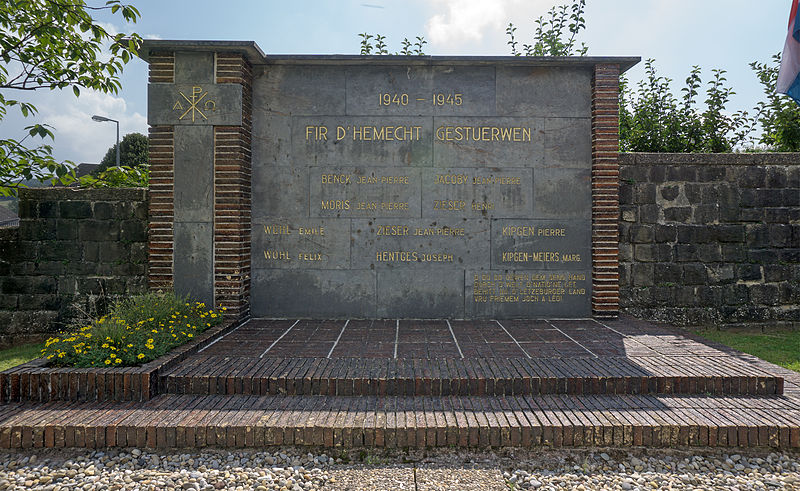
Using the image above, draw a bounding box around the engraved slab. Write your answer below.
[253,218,351,269]
[345,65,496,116]
[148,83,243,126]
[351,218,490,269]
[432,117,544,167]
[466,270,591,318]
[422,168,533,219]
[309,167,421,218]
[491,219,591,270]
[292,116,433,166]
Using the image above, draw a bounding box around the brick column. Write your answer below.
[147,52,175,291]
[145,47,251,320]
[591,64,621,318]
[213,54,253,320]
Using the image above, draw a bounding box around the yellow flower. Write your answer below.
[137,353,145,359]
[104,359,111,365]
[115,358,122,364]
[127,344,133,348]
[188,333,193,338]
[146,344,154,350]
[109,354,116,358]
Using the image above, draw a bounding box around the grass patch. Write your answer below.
[693,328,800,372]
[0,342,44,371]
[42,291,224,368]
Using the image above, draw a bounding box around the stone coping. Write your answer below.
[137,40,640,72]
[0,319,240,404]
[18,187,148,201]
[620,153,800,165]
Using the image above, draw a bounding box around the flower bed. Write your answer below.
[41,292,224,368]
[0,312,240,404]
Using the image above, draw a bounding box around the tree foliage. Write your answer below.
[80,163,148,188]
[750,53,800,151]
[506,0,587,56]
[619,61,753,153]
[358,33,426,55]
[0,0,141,196]
[97,131,148,172]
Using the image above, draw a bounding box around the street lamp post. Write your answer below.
[91,115,120,167]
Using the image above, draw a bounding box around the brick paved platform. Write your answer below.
[158,317,784,397]
[1,316,798,449]
[1,393,799,449]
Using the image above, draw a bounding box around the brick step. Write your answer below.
[158,356,784,397]
[1,393,799,449]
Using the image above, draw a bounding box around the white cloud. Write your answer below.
[426,0,507,46]
[34,89,147,164]
[424,0,560,54]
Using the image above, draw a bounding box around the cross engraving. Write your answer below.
[172,86,218,122]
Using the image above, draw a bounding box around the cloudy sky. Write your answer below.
[2,0,792,163]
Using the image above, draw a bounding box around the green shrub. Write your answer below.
[41,292,224,367]
[750,54,800,151]
[79,163,149,188]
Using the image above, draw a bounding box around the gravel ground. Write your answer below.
[0,446,798,490]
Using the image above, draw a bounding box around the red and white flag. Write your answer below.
[777,0,800,104]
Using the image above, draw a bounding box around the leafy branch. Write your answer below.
[0,0,141,196]
[507,0,588,57]
[359,33,426,55]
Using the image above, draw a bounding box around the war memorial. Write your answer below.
[0,40,798,450]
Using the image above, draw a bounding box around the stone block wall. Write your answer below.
[0,188,148,346]
[619,153,800,326]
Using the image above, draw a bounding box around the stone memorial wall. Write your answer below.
[139,41,637,320]
[252,61,598,318]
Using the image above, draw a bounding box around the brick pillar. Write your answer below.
[147,51,175,291]
[213,54,253,320]
[145,48,250,320]
[591,64,621,318]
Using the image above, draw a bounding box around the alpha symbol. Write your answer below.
[174,86,216,122]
